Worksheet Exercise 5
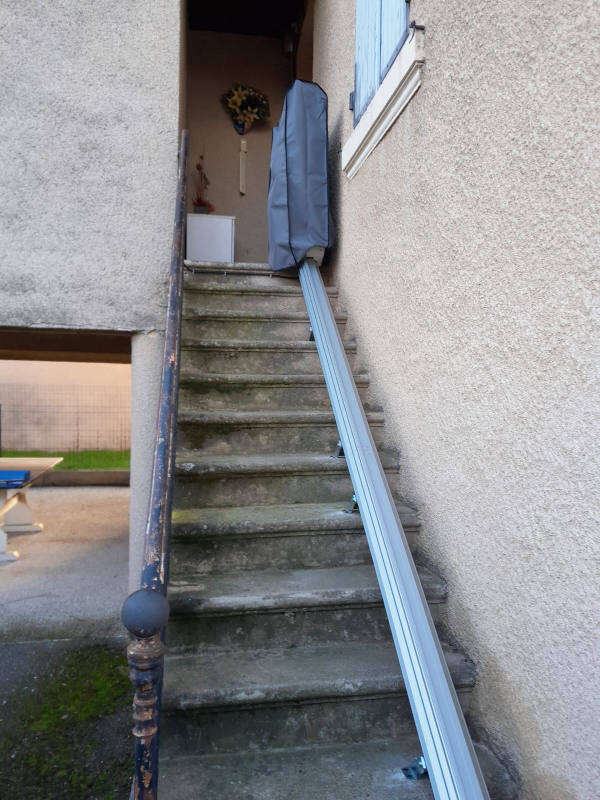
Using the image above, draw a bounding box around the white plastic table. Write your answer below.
[0,457,63,565]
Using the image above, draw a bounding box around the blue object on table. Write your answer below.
[0,470,30,489]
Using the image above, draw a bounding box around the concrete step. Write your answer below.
[174,452,398,508]
[167,564,446,650]
[170,501,419,573]
[184,267,299,291]
[161,641,475,755]
[177,370,372,411]
[160,738,517,800]
[176,409,384,455]
[183,280,338,313]
[182,309,347,340]
[159,737,435,800]
[184,259,273,275]
[181,338,356,374]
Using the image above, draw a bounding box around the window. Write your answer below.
[354,0,410,125]
[342,0,425,178]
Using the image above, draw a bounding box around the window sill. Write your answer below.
[341,28,425,180]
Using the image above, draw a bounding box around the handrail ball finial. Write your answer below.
[122,588,170,639]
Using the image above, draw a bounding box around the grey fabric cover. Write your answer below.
[268,80,331,271]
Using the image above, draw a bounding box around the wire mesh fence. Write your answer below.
[0,383,130,458]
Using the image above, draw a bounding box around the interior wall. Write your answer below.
[312,1,599,798]
[296,0,314,81]
[186,31,290,262]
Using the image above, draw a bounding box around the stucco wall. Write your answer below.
[0,1,184,588]
[186,31,290,262]
[0,0,182,332]
[313,2,600,798]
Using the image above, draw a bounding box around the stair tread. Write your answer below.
[184,260,272,273]
[184,281,337,295]
[159,738,434,800]
[162,640,475,710]
[181,337,355,350]
[179,370,370,386]
[175,452,396,476]
[178,409,384,425]
[172,500,419,536]
[169,564,446,612]
[183,309,347,321]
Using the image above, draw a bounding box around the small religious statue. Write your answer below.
[221,83,270,195]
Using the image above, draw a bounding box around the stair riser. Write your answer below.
[178,383,367,411]
[181,347,354,374]
[177,422,383,455]
[161,690,471,756]
[185,274,301,291]
[167,602,442,651]
[184,291,330,314]
[169,529,420,574]
[182,318,345,340]
[174,470,396,508]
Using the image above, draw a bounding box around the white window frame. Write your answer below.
[342,27,425,179]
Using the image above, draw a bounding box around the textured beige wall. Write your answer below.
[186,31,290,262]
[0,0,182,332]
[313,1,600,798]
[0,1,184,587]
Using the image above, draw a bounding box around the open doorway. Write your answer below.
[0,328,131,642]
[185,0,312,263]
[0,360,130,476]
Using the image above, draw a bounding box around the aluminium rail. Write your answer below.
[298,258,490,800]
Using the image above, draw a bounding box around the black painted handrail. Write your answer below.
[121,129,188,800]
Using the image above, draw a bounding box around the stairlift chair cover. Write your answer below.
[268,80,332,272]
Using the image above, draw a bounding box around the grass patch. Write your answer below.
[0,645,132,800]
[1,450,130,470]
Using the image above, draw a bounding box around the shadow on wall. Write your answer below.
[465,636,579,800]
[320,108,344,285]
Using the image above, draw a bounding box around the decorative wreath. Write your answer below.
[221,83,270,135]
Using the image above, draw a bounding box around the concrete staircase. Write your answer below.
[159,263,514,799]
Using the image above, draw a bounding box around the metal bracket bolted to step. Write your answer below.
[334,439,344,458]
[308,326,315,341]
[344,493,359,514]
[402,755,428,781]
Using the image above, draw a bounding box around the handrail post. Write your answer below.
[122,588,170,800]
[298,258,490,800]
[121,128,188,800]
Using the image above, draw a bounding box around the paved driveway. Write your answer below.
[1,486,129,642]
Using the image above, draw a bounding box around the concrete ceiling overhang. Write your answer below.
[0,328,131,364]
[188,0,305,37]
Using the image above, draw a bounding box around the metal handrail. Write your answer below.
[121,129,189,800]
[298,258,490,800]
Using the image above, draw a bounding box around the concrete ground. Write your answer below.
[0,487,133,799]
[0,486,129,642]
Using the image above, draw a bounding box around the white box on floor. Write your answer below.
[186,214,235,263]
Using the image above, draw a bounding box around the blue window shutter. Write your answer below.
[380,0,409,80]
[354,0,381,124]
